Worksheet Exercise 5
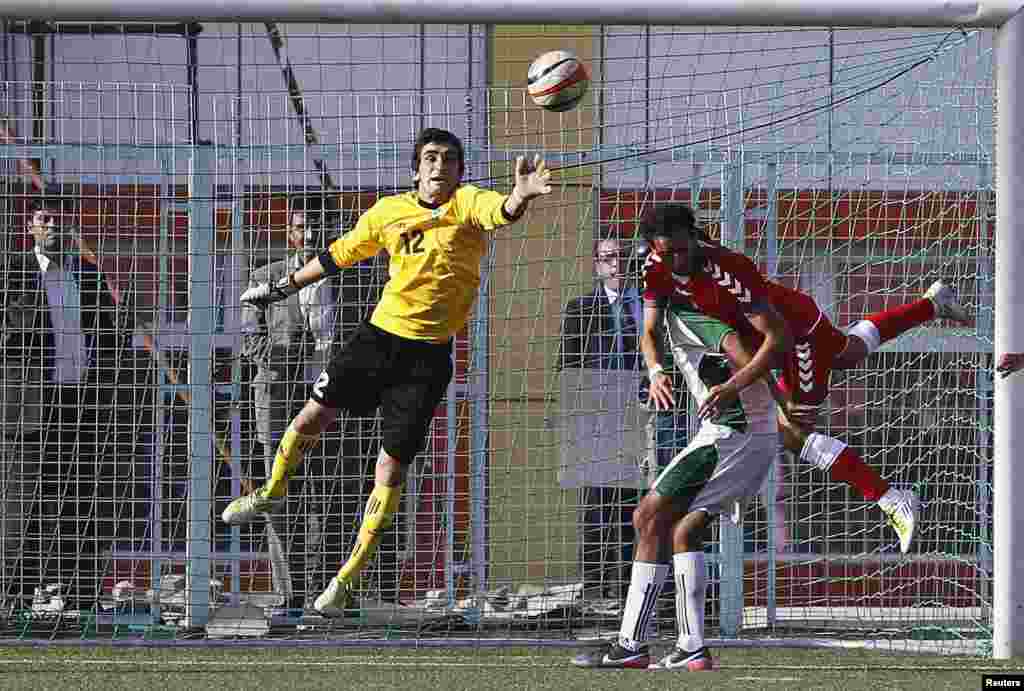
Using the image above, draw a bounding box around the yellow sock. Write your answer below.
[261,424,319,498]
[336,483,403,586]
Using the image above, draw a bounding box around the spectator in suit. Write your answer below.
[557,237,648,600]
[241,195,339,612]
[1,197,130,612]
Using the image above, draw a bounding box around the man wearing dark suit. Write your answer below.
[557,237,646,601]
[1,197,127,612]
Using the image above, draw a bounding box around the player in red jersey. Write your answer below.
[640,204,972,553]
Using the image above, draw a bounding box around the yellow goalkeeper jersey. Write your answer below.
[322,184,517,342]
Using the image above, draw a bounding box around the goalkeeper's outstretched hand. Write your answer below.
[240,275,299,307]
[513,154,552,200]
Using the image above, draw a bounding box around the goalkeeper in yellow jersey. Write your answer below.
[222,128,552,615]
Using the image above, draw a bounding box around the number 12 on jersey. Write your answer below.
[399,229,425,254]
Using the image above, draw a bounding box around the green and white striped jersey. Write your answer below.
[663,303,776,435]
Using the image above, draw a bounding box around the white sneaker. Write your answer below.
[878,488,921,554]
[221,487,283,526]
[313,578,356,617]
[924,280,970,324]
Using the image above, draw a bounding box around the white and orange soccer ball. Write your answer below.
[527,50,590,112]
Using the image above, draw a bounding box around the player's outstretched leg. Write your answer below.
[878,487,922,554]
[314,483,403,616]
[924,280,971,324]
[222,422,319,526]
[797,431,921,553]
[844,280,971,368]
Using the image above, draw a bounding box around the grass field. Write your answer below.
[0,645,1021,691]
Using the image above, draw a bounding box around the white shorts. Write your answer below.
[651,421,776,522]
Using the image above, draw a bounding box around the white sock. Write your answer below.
[877,486,902,509]
[673,551,706,652]
[799,432,846,473]
[618,561,670,651]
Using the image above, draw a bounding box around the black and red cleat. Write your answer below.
[571,642,651,669]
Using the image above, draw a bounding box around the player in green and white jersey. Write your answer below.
[573,298,785,672]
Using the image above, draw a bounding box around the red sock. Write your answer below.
[865,299,935,344]
[829,447,890,502]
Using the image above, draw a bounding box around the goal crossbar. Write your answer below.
[2,0,1022,28]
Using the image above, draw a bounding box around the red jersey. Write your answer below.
[644,241,848,405]
[643,242,823,338]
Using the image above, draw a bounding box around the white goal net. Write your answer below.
[0,22,993,652]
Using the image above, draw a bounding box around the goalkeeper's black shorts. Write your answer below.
[310,319,453,463]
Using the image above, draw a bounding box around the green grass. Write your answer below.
[0,646,1022,691]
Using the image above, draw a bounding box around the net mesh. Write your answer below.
[0,22,994,652]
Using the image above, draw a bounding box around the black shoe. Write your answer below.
[571,641,651,669]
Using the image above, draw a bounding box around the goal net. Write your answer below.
[0,22,993,652]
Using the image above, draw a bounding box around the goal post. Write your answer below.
[0,6,1019,658]
[993,7,1024,661]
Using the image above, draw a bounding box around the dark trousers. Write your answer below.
[579,485,640,600]
[9,379,142,605]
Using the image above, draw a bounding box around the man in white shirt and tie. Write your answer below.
[557,237,650,600]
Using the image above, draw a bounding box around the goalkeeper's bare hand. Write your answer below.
[240,275,298,307]
[513,154,552,200]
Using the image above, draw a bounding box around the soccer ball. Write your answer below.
[527,50,590,112]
